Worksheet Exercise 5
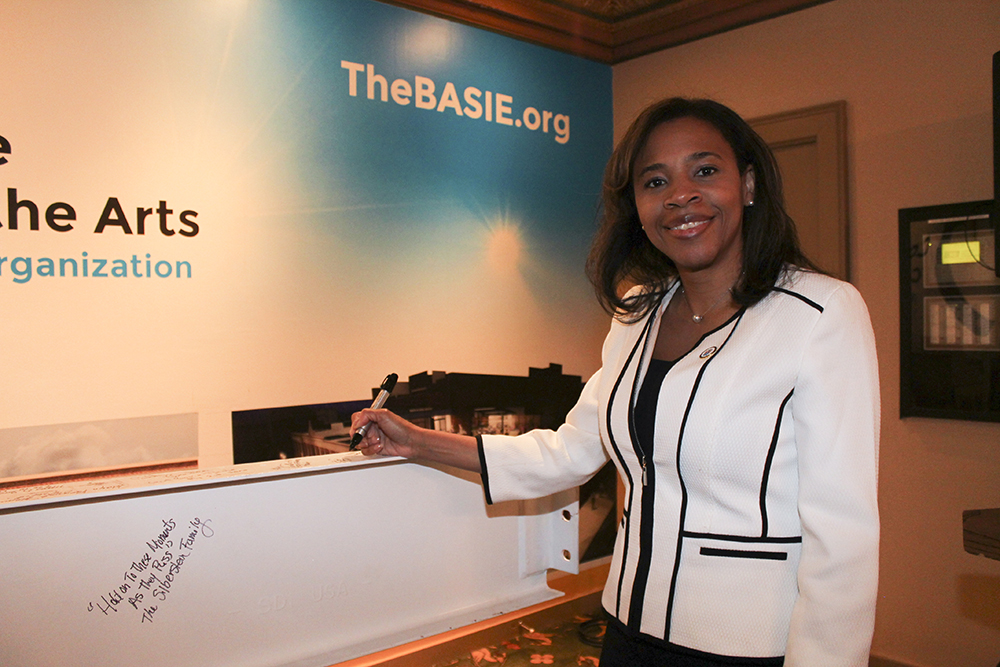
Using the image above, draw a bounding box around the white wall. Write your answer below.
[613,1,1000,665]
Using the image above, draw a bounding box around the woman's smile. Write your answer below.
[667,214,713,232]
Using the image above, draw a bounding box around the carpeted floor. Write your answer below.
[431,613,605,667]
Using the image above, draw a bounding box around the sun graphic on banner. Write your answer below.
[486,218,524,274]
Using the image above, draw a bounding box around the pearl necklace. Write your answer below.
[681,286,732,324]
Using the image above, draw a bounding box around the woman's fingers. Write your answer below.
[352,409,404,457]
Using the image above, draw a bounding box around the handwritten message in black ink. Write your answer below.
[87,517,214,624]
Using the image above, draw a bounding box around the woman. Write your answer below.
[352,98,880,666]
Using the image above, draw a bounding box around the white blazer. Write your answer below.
[479,269,880,665]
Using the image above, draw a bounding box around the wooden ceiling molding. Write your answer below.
[379,0,831,64]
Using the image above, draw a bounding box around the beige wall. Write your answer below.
[613,1,1000,665]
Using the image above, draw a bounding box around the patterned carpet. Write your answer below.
[431,614,605,667]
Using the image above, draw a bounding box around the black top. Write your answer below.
[634,358,676,463]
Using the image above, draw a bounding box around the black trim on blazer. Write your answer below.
[663,310,745,640]
[700,547,788,561]
[773,286,824,312]
[683,531,802,544]
[759,389,794,538]
[606,303,660,616]
[476,435,493,505]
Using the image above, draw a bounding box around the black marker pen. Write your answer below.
[349,373,398,450]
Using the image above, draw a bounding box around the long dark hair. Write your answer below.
[585,97,818,320]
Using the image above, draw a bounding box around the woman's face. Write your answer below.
[632,116,754,280]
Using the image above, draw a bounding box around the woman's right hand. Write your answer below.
[350,408,421,459]
[349,408,482,473]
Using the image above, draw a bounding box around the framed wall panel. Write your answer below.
[899,200,1000,422]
